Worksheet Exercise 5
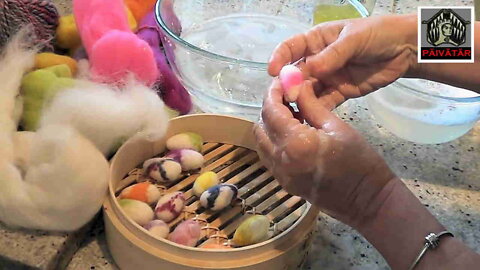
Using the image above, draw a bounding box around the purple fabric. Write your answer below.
[136,10,192,115]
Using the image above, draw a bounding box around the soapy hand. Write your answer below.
[269,15,418,109]
[254,79,396,225]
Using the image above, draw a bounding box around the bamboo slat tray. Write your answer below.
[104,114,319,270]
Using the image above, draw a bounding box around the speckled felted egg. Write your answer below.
[119,199,154,226]
[233,215,270,247]
[119,182,161,204]
[193,171,219,197]
[155,192,185,222]
[0,0,59,50]
[168,219,201,247]
[166,149,204,171]
[144,219,169,240]
[143,158,182,183]
[166,132,203,152]
[200,184,238,211]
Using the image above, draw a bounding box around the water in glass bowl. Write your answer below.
[174,14,311,119]
[366,79,480,144]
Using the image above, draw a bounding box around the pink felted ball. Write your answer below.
[73,0,158,85]
[279,65,303,102]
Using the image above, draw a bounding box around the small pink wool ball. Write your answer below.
[279,65,303,102]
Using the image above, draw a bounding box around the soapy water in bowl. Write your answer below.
[367,79,480,144]
[174,14,310,117]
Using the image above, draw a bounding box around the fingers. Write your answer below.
[268,34,308,76]
[269,21,352,79]
[296,80,343,130]
[306,35,356,79]
[261,79,300,143]
[253,124,275,169]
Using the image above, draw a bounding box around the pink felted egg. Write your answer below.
[168,219,201,247]
[279,65,303,102]
[155,192,186,222]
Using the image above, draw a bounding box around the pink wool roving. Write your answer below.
[73,0,158,85]
[279,65,303,102]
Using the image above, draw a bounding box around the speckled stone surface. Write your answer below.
[0,218,95,270]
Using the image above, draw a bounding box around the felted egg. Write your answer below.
[144,220,169,240]
[155,192,185,222]
[200,184,238,211]
[119,182,161,204]
[143,158,182,183]
[201,242,232,249]
[166,132,203,152]
[168,219,201,247]
[118,199,154,226]
[193,171,219,197]
[233,215,270,247]
[166,149,204,171]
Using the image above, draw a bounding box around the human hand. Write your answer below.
[254,79,396,225]
[269,14,418,109]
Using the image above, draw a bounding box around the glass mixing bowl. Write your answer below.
[155,0,373,120]
[366,79,480,144]
[155,0,316,120]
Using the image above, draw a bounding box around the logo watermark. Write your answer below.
[418,7,475,63]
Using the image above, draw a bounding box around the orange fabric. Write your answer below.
[124,0,157,22]
[123,182,150,202]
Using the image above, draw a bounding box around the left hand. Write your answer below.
[254,79,396,225]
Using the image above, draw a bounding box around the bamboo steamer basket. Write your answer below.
[104,114,319,270]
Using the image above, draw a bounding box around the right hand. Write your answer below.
[269,14,419,109]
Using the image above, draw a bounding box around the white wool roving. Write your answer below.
[0,126,109,231]
[40,80,169,155]
[0,28,36,162]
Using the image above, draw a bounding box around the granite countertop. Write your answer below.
[1,0,478,269]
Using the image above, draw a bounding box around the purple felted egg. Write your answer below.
[166,149,204,171]
[168,219,201,247]
[155,192,185,222]
[143,157,182,183]
[144,219,169,240]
